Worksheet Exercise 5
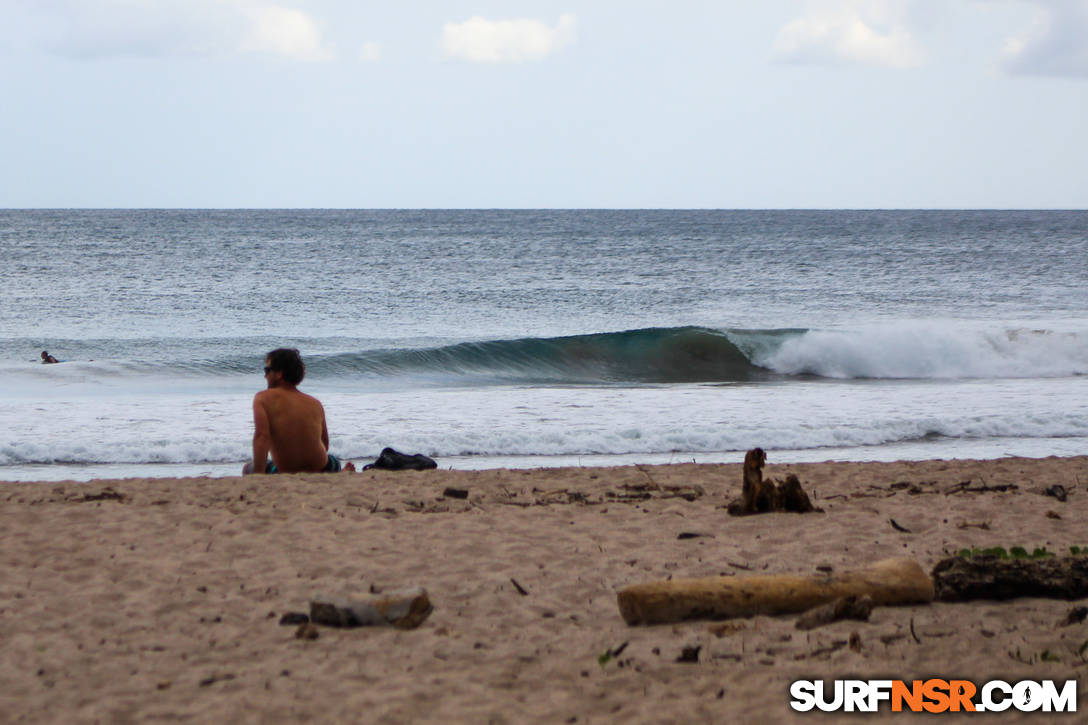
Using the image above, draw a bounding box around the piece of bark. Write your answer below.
[295,623,319,640]
[676,645,701,663]
[795,595,874,630]
[931,555,1088,602]
[1043,484,1067,502]
[1061,606,1088,626]
[310,587,433,629]
[617,558,932,626]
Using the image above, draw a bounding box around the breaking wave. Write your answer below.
[7,323,1085,388]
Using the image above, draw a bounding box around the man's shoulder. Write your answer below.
[253,388,293,406]
[298,389,323,405]
[256,387,321,406]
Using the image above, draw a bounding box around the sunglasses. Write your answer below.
[263,366,273,375]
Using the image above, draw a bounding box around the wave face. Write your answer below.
[4,324,1085,392]
[311,327,776,384]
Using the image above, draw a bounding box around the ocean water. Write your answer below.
[1,209,1086,482]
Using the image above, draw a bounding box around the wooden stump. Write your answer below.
[726,448,819,515]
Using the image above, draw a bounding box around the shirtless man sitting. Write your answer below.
[242,348,354,474]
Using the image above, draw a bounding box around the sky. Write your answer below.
[2,0,1087,208]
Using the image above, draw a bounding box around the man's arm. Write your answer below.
[251,394,272,473]
[320,409,330,452]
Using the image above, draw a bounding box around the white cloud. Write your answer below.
[359,42,382,63]
[772,1,924,69]
[32,0,332,61]
[441,14,576,63]
[239,4,331,61]
[1001,0,1088,78]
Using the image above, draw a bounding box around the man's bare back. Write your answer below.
[252,387,330,473]
[243,348,352,474]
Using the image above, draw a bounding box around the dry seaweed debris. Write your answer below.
[931,554,1088,602]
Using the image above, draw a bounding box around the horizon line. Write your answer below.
[3,207,1087,212]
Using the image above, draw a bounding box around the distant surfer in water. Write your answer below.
[40,351,59,364]
[243,348,355,474]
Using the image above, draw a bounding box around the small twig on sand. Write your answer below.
[889,518,912,533]
[945,480,1018,495]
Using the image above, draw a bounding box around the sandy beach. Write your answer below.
[2,455,1087,723]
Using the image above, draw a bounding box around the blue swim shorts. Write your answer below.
[263,454,342,474]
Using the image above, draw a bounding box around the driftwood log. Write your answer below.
[932,555,1088,602]
[310,587,433,629]
[617,558,933,625]
[726,448,819,515]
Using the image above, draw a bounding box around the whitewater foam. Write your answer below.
[4,374,1085,468]
[755,323,1088,380]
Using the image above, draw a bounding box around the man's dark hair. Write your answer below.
[266,348,305,385]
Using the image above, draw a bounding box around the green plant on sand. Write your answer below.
[956,546,1056,560]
